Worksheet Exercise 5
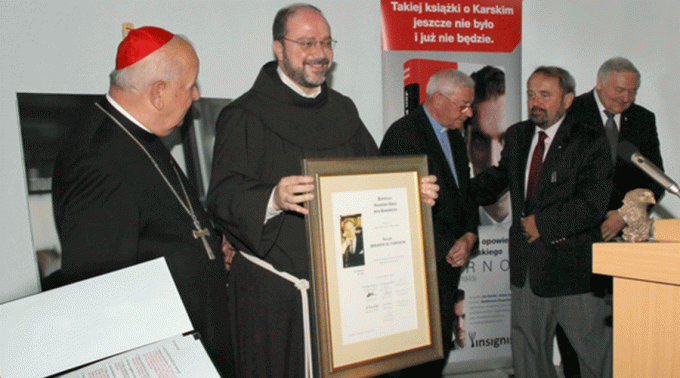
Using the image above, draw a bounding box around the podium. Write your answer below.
[592,219,680,378]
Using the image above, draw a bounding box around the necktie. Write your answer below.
[604,110,619,163]
[526,131,547,200]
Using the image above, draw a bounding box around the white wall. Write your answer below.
[1,0,679,302]
[0,0,383,303]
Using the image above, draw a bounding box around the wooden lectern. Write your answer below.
[592,219,680,378]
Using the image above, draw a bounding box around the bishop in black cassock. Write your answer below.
[52,27,232,376]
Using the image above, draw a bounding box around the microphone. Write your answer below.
[618,141,680,197]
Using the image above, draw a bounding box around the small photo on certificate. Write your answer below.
[340,214,365,269]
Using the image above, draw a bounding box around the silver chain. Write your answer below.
[95,102,215,259]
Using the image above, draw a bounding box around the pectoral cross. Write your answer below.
[193,222,215,260]
[96,104,219,262]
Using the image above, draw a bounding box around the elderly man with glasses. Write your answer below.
[380,69,479,377]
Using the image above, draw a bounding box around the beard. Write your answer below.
[529,106,549,127]
[530,106,566,129]
[281,51,330,88]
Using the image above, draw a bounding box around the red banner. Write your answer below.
[381,0,521,52]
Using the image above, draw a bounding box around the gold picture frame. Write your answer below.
[303,155,441,377]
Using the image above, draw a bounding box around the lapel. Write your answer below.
[447,128,468,192]
[417,106,460,193]
[584,91,604,127]
[514,122,536,200]
[618,106,633,140]
[533,116,574,201]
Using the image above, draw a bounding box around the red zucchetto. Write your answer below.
[115,26,174,70]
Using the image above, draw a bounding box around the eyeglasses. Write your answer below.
[281,37,337,51]
[439,93,472,113]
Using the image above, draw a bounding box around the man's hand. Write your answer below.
[420,175,439,206]
[522,215,540,243]
[222,235,236,271]
[273,175,315,215]
[446,232,477,267]
[601,210,626,242]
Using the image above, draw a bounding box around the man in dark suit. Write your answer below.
[470,66,613,378]
[381,69,479,377]
[571,57,664,241]
[555,58,665,378]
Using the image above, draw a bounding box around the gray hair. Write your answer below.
[532,66,576,94]
[109,36,186,92]
[426,69,474,98]
[273,3,323,41]
[597,57,640,86]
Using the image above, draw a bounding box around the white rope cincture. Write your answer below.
[238,251,313,378]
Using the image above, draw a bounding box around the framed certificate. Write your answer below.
[303,156,442,377]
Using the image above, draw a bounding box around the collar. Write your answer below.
[424,106,448,136]
[105,93,153,134]
[593,88,621,126]
[277,65,322,98]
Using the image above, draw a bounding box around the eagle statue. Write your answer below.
[618,188,656,242]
